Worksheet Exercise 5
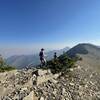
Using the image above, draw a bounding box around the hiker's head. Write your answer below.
[54,52,57,54]
[41,48,44,51]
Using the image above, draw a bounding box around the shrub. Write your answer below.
[71,54,83,61]
[0,55,16,72]
[47,53,76,74]
[0,65,16,72]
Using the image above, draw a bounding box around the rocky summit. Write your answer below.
[0,64,100,100]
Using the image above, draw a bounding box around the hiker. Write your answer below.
[39,48,46,66]
[54,52,57,60]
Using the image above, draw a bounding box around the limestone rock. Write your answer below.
[23,91,38,100]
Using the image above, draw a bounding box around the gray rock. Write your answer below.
[40,97,45,100]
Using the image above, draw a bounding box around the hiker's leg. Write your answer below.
[43,58,46,66]
[40,57,43,67]
[40,60,43,67]
[41,59,45,66]
[44,59,46,66]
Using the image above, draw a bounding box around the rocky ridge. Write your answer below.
[0,64,100,100]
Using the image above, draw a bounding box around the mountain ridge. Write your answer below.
[67,43,100,57]
[67,43,100,72]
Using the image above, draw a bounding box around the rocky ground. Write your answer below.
[0,65,100,100]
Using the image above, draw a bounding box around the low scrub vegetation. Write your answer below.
[0,65,16,72]
[0,56,15,72]
[47,53,76,74]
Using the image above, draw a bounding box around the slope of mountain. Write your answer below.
[0,63,100,100]
[67,43,100,72]
[6,55,39,68]
[6,47,70,68]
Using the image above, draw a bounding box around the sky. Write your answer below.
[0,0,100,57]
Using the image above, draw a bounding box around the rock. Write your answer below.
[38,69,48,76]
[77,66,81,69]
[96,91,100,99]
[40,97,45,100]
[32,70,38,76]
[21,87,27,91]
[70,68,74,72]
[69,83,74,86]
[90,74,93,78]
[62,88,66,95]
[49,79,58,84]
[37,73,60,85]
[53,89,57,95]
[85,84,88,88]
[47,69,51,74]
[53,73,61,79]
[25,77,34,87]
[23,91,38,100]
[32,74,37,85]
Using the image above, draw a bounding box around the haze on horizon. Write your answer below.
[0,0,100,57]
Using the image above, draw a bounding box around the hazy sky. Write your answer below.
[0,0,100,57]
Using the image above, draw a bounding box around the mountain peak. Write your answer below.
[67,43,100,73]
[67,43,100,57]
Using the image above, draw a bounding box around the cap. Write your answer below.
[41,48,44,50]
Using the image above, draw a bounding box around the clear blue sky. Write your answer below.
[0,0,100,57]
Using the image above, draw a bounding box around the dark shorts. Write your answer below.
[40,57,44,61]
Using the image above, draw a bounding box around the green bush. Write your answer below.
[0,56,16,72]
[0,65,16,72]
[71,54,83,61]
[47,53,76,74]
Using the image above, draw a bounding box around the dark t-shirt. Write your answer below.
[39,51,44,58]
[54,54,57,59]
[39,51,44,61]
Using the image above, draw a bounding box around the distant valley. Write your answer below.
[6,47,70,68]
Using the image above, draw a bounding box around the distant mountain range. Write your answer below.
[5,43,100,72]
[67,43,100,72]
[6,47,70,69]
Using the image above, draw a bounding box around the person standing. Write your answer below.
[54,52,57,60]
[39,48,46,66]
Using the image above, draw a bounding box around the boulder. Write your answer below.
[38,69,51,76]
[23,91,38,100]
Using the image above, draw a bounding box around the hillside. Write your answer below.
[0,63,100,100]
[6,47,69,69]
[67,43,100,72]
